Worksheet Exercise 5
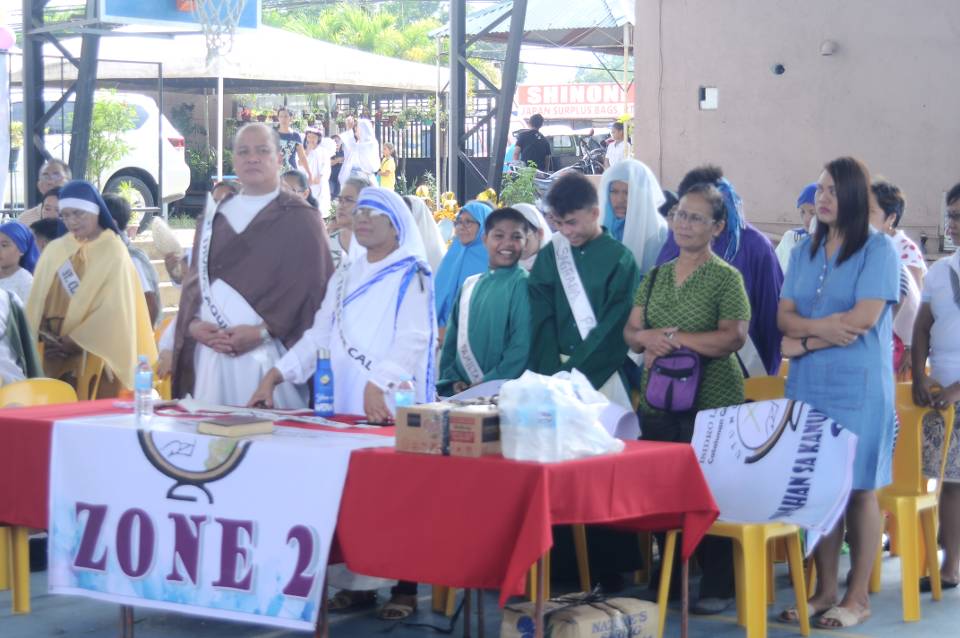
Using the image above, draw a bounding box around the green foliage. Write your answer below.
[573,54,635,84]
[87,92,137,187]
[9,121,23,149]
[499,163,538,207]
[113,180,142,207]
[264,4,441,64]
[170,103,206,141]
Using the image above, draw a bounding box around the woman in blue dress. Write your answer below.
[777,157,899,629]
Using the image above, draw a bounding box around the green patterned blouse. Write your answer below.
[634,255,751,415]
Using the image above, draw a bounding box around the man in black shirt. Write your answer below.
[512,113,552,172]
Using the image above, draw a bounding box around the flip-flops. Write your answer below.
[816,605,871,629]
[778,601,831,623]
[328,590,377,613]
[919,576,960,593]
[377,594,418,621]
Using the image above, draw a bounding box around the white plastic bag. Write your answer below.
[499,370,626,462]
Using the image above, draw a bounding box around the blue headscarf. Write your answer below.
[57,180,121,236]
[796,183,817,208]
[715,177,745,261]
[433,200,492,327]
[0,221,40,273]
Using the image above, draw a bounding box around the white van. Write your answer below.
[9,90,191,209]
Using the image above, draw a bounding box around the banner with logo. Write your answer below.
[48,414,391,631]
[516,83,635,119]
[691,399,858,550]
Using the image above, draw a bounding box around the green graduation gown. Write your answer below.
[437,265,532,395]
[528,231,641,390]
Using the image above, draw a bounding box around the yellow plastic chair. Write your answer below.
[870,382,955,621]
[76,355,105,401]
[0,378,78,407]
[743,375,785,402]
[0,377,78,614]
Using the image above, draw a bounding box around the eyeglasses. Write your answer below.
[39,171,65,181]
[454,218,479,228]
[946,211,960,223]
[668,209,714,227]
[59,210,89,222]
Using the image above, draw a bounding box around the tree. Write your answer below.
[573,54,634,83]
[87,92,137,187]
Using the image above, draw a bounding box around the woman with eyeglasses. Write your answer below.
[25,180,157,397]
[778,157,899,629]
[434,200,494,331]
[911,181,960,595]
[624,179,750,614]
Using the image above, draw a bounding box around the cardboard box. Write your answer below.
[501,596,658,638]
[447,404,500,457]
[395,403,500,457]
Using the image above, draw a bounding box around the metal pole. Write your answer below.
[623,22,631,158]
[157,61,165,217]
[68,32,99,181]
[487,0,526,194]
[216,62,224,181]
[22,0,48,208]
[448,0,466,199]
[435,35,442,207]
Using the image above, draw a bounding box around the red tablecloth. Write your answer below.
[336,442,718,605]
[0,401,391,529]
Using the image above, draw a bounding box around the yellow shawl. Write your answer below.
[26,231,157,389]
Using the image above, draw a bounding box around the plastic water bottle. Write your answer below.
[533,387,558,461]
[134,355,154,424]
[313,348,335,417]
[394,377,416,410]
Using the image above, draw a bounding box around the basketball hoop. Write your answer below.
[192,0,248,64]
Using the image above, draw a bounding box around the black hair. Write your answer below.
[276,105,292,117]
[946,182,960,206]
[212,180,240,196]
[234,122,282,153]
[659,189,678,217]
[810,157,871,265]
[681,183,727,223]
[612,122,624,132]
[529,113,544,129]
[545,172,598,217]
[103,192,132,231]
[677,165,724,198]
[30,218,63,241]
[871,178,905,227]
[42,186,61,201]
[282,170,319,209]
[484,207,529,234]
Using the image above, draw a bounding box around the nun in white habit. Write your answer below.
[403,194,447,272]
[598,158,668,275]
[513,202,553,271]
[251,186,436,419]
[339,118,381,187]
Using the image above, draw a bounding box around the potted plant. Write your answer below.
[9,120,23,171]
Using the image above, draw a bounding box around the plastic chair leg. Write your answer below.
[766,539,776,604]
[572,524,591,592]
[731,537,747,626]
[870,539,882,593]
[431,585,450,614]
[634,532,652,586]
[738,528,770,638]
[920,507,942,601]
[804,559,816,598]
[11,526,30,614]
[785,533,811,637]
[0,526,10,591]
[656,530,678,638]
[893,501,922,622]
[525,551,550,602]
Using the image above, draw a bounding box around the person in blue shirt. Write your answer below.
[778,157,899,630]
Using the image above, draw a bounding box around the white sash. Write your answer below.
[456,274,484,385]
[553,237,629,409]
[56,259,81,298]
[553,236,597,340]
[198,194,230,330]
[737,335,768,378]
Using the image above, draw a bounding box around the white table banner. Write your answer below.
[691,399,858,551]
[48,414,391,631]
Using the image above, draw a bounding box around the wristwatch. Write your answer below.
[800,337,810,353]
[259,326,271,343]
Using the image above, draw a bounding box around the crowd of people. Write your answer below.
[3,109,958,630]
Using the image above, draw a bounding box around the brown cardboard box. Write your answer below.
[395,403,500,457]
[447,404,500,457]
[501,596,658,638]
[395,402,452,455]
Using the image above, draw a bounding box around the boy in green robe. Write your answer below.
[438,208,532,395]
[528,172,641,406]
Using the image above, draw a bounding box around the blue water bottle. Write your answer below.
[313,348,335,417]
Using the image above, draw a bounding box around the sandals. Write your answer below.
[377,593,418,621]
[816,605,871,629]
[778,600,832,623]
[328,589,377,613]
[920,576,960,593]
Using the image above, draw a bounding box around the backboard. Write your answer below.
[98,0,261,30]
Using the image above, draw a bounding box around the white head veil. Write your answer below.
[355,119,381,175]
[403,195,447,271]
[512,203,553,270]
[599,159,668,274]
[356,187,427,265]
